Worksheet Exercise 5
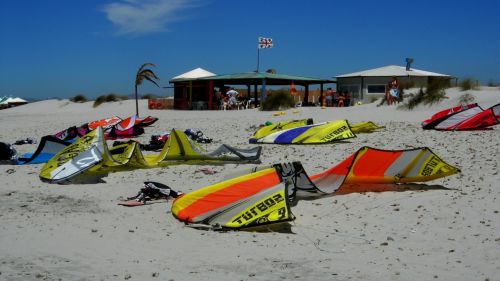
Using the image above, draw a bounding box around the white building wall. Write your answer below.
[337,76,429,103]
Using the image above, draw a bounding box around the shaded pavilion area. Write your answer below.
[169,71,336,110]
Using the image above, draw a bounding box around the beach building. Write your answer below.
[169,68,335,110]
[6,97,28,106]
[0,97,8,109]
[336,65,452,103]
[0,96,28,109]
[169,67,216,110]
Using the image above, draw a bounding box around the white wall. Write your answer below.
[337,76,430,102]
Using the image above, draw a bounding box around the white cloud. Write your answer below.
[102,0,201,36]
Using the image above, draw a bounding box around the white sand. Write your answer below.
[1,87,499,281]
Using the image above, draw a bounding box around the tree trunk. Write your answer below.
[135,84,139,117]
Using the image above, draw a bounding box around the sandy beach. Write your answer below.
[1,87,499,281]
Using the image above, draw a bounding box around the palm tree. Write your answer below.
[135,63,160,116]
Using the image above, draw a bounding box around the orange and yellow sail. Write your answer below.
[172,147,459,230]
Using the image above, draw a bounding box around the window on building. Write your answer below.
[367,85,386,93]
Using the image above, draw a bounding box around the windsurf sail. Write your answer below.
[53,116,157,141]
[40,127,262,183]
[305,147,460,195]
[422,103,500,130]
[54,125,91,141]
[171,147,459,230]
[172,167,294,229]
[250,120,356,144]
[350,121,385,133]
[250,119,384,144]
[451,103,500,130]
[14,136,71,165]
[106,116,158,139]
[87,116,122,130]
[421,104,477,128]
[250,119,313,141]
[40,128,105,182]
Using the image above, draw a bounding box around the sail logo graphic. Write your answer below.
[421,155,442,176]
[231,193,285,225]
[320,125,350,142]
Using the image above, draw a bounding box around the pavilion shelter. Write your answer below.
[169,70,335,110]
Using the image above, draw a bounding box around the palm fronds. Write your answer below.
[135,63,160,116]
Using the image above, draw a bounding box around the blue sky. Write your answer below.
[1,0,499,100]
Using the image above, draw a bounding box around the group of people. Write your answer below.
[324,88,351,107]
[215,87,245,110]
[384,77,401,105]
[215,80,400,109]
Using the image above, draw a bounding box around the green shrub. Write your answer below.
[105,93,128,102]
[261,90,295,111]
[404,88,425,110]
[422,87,447,105]
[421,78,448,105]
[105,94,119,102]
[93,94,128,107]
[70,94,87,103]
[459,78,479,91]
[428,77,451,92]
[402,79,448,110]
[399,88,405,103]
[93,95,107,107]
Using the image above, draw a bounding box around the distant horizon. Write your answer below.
[1,0,499,100]
[5,83,500,103]
[1,66,499,101]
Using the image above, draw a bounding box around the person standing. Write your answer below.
[389,77,400,104]
[226,87,239,110]
[325,88,334,107]
[337,92,345,107]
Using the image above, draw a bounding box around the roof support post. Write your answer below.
[254,84,258,107]
[246,84,251,102]
[260,78,267,108]
[208,80,214,110]
[320,83,324,106]
[360,77,364,101]
[189,81,193,110]
[303,84,309,106]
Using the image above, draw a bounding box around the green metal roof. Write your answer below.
[170,72,335,85]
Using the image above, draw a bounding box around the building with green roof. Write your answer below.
[169,68,335,110]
